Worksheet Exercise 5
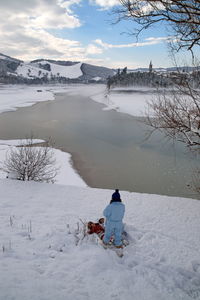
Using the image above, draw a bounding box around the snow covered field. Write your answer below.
[0,180,200,300]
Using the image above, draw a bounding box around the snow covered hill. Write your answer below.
[0,53,22,76]
[1,179,200,300]
[17,61,83,79]
[0,52,197,85]
[0,53,115,83]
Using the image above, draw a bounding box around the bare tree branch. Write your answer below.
[116,0,200,51]
[3,137,59,183]
[146,82,200,153]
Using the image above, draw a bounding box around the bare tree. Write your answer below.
[115,1,200,151]
[146,82,200,153]
[116,0,200,52]
[146,79,200,194]
[115,0,200,194]
[3,137,58,183]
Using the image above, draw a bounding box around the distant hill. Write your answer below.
[0,53,22,76]
[0,52,198,84]
[0,53,115,84]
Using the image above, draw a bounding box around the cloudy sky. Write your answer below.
[0,0,191,68]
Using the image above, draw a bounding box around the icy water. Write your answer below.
[0,92,198,198]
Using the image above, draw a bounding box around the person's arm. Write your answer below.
[103,204,111,219]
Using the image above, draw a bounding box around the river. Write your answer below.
[0,90,198,198]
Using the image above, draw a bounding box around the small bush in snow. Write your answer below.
[3,137,58,183]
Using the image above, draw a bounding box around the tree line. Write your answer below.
[107,67,200,90]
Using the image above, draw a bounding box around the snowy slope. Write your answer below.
[15,60,114,81]
[39,61,83,79]
[0,55,7,60]
[16,61,83,79]
[16,63,50,78]
[0,53,114,82]
[0,179,200,300]
[0,53,21,62]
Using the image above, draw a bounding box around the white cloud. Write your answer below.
[94,37,171,49]
[59,0,82,10]
[0,0,171,67]
[89,0,119,9]
[0,0,91,61]
[0,0,81,29]
[89,1,166,14]
[86,44,103,55]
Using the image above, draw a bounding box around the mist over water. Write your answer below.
[0,92,198,198]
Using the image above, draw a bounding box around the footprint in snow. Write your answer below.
[192,261,200,273]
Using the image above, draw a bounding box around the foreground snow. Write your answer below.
[0,180,200,300]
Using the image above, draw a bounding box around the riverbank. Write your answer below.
[0,83,153,117]
[0,84,105,188]
[0,84,106,114]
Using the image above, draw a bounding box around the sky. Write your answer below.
[0,0,194,68]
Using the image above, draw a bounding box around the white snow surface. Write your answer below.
[0,55,8,60]
[16,61,83,79]
[91,87,156,117]
[16,63,47,79]
[41,61,83,79]
[0,179,200,300]
[0,85,55,113]
[92,76,102,81]
[0,140,86,187]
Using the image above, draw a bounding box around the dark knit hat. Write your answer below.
[111,189,121,202]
